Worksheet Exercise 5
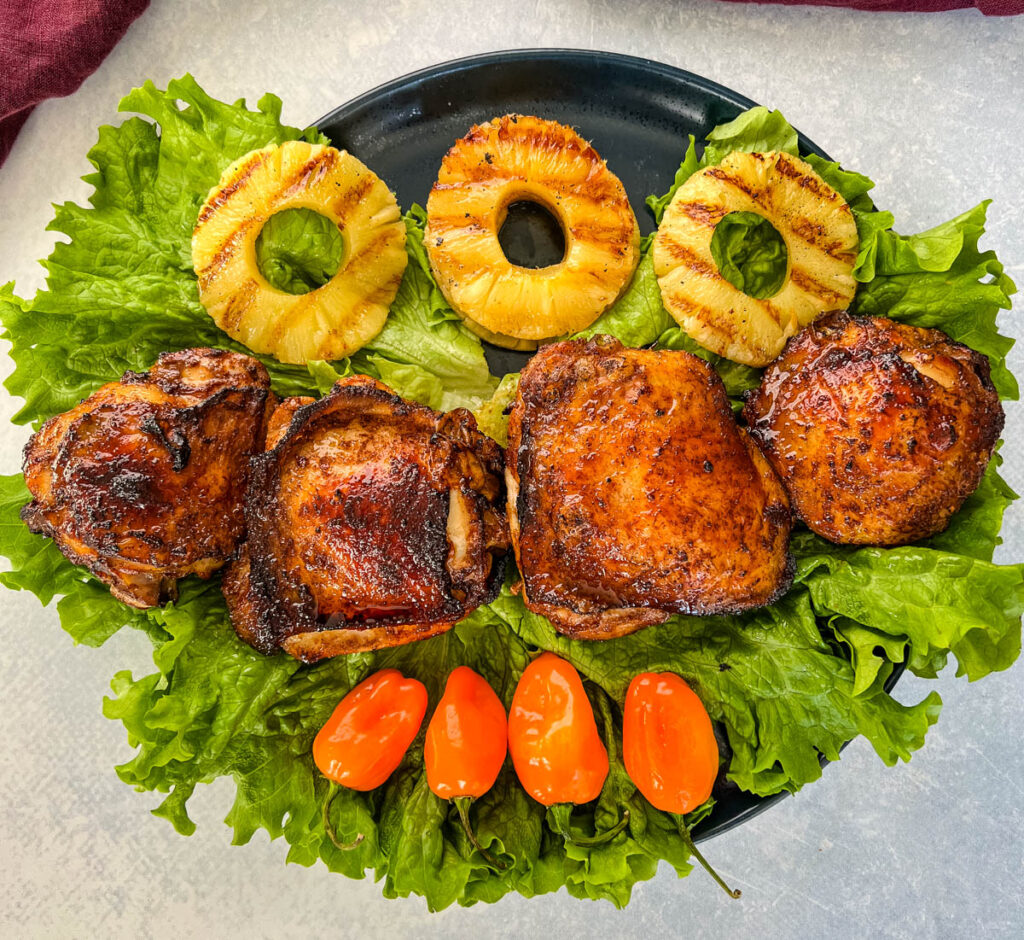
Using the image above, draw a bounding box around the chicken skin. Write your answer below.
[506,336,793,639]
[21,348,274,607]
[223,375,509,662]
[743,312,1004,545]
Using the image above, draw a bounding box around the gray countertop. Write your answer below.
[1,1,1022,937]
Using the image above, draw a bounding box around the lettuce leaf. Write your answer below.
[491,590,941,796]
[645,108,1018,402]
[473,373,520,446]
[795,539,1022,682]
[576,237,670,347]
[709,211,788,300]
[255,208,343,294]
[851,201,1018,400]
[0,76,494,427]
[0,80,1020,910]
[645,106,798,223]
[831,618,908,698]
[351,210,496,412]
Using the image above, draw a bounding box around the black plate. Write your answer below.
[315,49,892,842]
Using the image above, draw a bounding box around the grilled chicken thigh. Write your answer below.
[743,312,1004,545]
[223,375,508,662]
[21,348,274,607]
[507,337,793,639]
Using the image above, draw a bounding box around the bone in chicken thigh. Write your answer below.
[506,336,793,639]
[743,311,1004,546]
[21,348,275,607]
[223,375,509,661]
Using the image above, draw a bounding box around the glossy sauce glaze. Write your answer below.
[506,336,793,639]
[743,311,1004,545]
[21,348,274,607]
[223,375,509,661]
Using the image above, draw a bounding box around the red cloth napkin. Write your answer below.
[719,0,1022,11]
[0,0,149,166]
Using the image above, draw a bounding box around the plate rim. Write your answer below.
[315,47,836,166]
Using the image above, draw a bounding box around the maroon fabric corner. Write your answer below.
[717,0,1024,13]
[0,0,150,166]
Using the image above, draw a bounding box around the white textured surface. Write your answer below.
[1,1,1023,937]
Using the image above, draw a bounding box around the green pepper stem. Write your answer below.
[674,815,741,899]
[549,802,630,847]
[453,796,505,869]
[322,782,364,852]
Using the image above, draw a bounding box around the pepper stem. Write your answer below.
[453,796,505,869]
[549,802,630,847]
[674,815,741,899]
[322,782,364,852]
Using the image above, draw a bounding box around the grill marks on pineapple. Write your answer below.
[195,206,261,289]
[424,114,640,345]
[191,141,407,364]
[786,217,858,264]
[219,281,259,333]
[705,165,759,201]
[345,223,397,271]
[279,149,339,196]
[657,237,719,278]
[567,219,634,255]
[326,174,375,221]
[196,150,272,227]
[195,151,350,285]
[655,234,784,332]
[787,267,848,307]
[195,235,257,292]
[677,201,729,228]
[774,152,836,199]
[653,150,859,368]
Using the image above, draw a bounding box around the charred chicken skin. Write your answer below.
[743,312,1004,545]
[506,337,793,639]
[223,375,509,662]
[21,348,274,607]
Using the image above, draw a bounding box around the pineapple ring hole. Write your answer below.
[497,199,567,270]
[254,208,346,295]
[709,211,789,300]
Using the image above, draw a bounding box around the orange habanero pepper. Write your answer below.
[313,668,428,850]
[623,672,740,899]
[509,652,628,846]
[424,666,508,866]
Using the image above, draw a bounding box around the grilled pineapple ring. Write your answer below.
[425,115,640,348]
[192,141,407,365]
[653,150,859,368]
